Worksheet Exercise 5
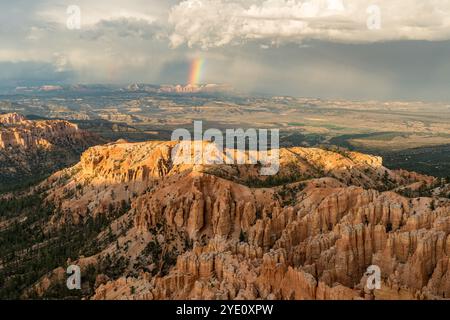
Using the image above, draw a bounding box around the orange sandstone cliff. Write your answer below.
[0,113,102,189]
[10,140,449,300]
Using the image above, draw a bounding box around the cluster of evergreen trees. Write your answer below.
[0,194,131,299]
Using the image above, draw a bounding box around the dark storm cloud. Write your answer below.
[0,0,450,101]
[0,61,74,87]
[223,40,450,101]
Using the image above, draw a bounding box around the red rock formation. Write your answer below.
[0,113,103,189]
[25,140,449,300]
[0,114,93,150]
[0,112,26,125]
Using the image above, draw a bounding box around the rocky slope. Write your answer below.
[0,113,103,191]
[1,140,449,300]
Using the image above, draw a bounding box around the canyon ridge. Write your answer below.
[1,137,448,300]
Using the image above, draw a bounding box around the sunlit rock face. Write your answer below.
[0,113,92,149]
[0,112,26,125]
[0,113,102,186]
[21,140,450,300]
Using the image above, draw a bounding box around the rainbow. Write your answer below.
[188,58,204,85]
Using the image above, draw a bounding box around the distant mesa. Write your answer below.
[125,83,233,94]
[13,83,233,94]
[158,83,232,94]
[15,85,63,92]
[39,85,63,92]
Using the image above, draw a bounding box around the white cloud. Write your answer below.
[168,0,450,48]
[36,0,163,27]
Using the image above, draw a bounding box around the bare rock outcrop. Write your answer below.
[21,140,449,300]
[0,113,102,189]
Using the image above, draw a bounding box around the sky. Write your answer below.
[1,0,450,101]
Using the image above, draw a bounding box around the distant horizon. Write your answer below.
[1,81,450,105]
